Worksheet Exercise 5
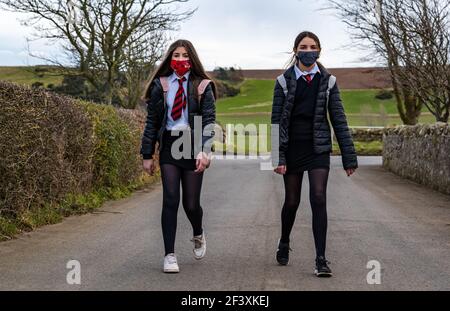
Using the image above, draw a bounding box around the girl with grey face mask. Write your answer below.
[271,31,358,277]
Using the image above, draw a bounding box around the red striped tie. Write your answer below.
[171,77,187,121]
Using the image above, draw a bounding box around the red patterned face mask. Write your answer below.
[170,59,191,76]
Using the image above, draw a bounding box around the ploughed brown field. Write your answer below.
[208,67,392,90]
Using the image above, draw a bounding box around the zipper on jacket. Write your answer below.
[312,78,318,153]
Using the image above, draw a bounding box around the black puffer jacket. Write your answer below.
[271,63,358,170]
[140,77,216,159]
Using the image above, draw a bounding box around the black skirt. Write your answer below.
[159,129,197,171]
[285,138,330,174]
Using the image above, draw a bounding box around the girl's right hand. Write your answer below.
[274,165,287,175]
[143,159,156,176]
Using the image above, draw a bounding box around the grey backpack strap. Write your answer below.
[326,75,337,144]
[326,75,336,107]
[276,74,288,97]
[327,75,336,97]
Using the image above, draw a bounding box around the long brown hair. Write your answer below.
[286,31,322,68]
[143,39,217,101]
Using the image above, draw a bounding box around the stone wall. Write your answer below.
[382,123,450,195]
[349,127,384,142]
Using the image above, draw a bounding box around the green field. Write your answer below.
[216,79,435,128]
[216,80,275,114]
[214,79,438,155]
[0,66,64,87]
[0,67,436,122]
[0,68,438,155]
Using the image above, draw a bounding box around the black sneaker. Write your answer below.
[276,240,291,265]
[314,256,333,277]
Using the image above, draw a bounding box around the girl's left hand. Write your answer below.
[345,168,356,177]
[195,152,211,173]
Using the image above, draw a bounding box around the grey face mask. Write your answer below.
[296,51,320,67]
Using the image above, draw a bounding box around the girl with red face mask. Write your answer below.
[141,39,217,273]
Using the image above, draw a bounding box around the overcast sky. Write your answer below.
[0,0,376,70]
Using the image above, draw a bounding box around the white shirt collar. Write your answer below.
[169,70,190,83]
[294,62,320,80]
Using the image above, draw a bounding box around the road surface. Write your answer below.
[0,156,449,290]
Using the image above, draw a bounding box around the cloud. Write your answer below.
[0,0,373,68]
[0,50,14,55]
[172,0,371,69]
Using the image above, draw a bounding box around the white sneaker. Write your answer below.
[191,233,206,260]
[163,253,179,273]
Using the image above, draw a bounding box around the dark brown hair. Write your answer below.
[286,31,322,68]
[143,39,217,101]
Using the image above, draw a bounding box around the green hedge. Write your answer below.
[0,81,157,240]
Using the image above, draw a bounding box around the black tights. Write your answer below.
[280,168,329,257]
[160,164,204,255]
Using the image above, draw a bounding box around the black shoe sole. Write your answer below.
[277,259,289,265]
[314,270,333,277]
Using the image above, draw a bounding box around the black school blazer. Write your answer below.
[271,62,358,170]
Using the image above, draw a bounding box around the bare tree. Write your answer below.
[0,0,195,107]
[391,0,450,122]
[326,0,450,124]
[118,31,166,109]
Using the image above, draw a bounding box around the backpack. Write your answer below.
[276,74,336,108]
[159,77,211,106]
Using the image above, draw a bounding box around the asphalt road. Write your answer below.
[0,156,449,290]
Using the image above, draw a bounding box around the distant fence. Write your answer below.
[330,126,384,146]
[349,126,384,142]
